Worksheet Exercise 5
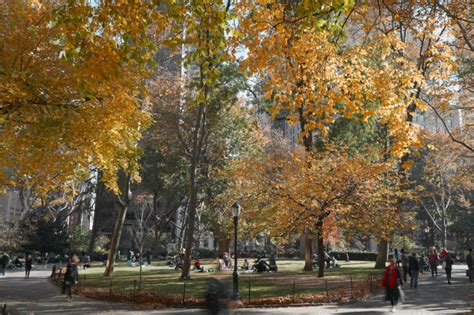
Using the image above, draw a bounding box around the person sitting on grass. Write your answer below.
[269,254,278,272]
[330,256,340,268]
[255,257,270,273]
[194,259,204,272]
[175,254,183,270]
[241,259,250,270]
[223,252,231,270]
[324,251,332,269]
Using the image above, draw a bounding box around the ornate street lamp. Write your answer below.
[231,202,241,300]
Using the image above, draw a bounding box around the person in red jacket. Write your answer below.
[382,257,404,313]
[440,248,448,258]
[428,248,439,277]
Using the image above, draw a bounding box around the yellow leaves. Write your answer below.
[221,143,403,240]
[401,160,415,170]
[0,0,152,195]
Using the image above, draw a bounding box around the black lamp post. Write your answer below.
[231,202,241,300]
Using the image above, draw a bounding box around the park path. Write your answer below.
[1,264,472,314]
[0,266,138,314]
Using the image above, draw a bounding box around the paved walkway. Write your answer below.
[1,265,472,314]
[0,266,136,314]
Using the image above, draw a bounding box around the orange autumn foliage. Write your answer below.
[0,0,156,194]
[222,145,410,246]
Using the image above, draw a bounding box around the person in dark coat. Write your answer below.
[63,255,79,300]
[25,255,33,279]
[408,253,420,288]
[146,250,152,265]
[400,248,409,282]
[1,252,9,276]
[466,248,473,283]
[444,252,453,284]
[269,254,278,272]
[382,258,404,313]
[254,257,269,273]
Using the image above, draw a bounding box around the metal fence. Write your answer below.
[51,267,380,307]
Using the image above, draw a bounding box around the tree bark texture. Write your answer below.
[303,233,313,271]
[103,173,131,277]
[217,238,230,257]
[180,102,206,280]
[375,239,388,269]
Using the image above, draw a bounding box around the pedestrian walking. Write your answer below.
[400,248,409,282]
[127,249,133,267]
[444,252,453,284]
[25,254,33,279]
[382,258,404,313]
[63,255,79,300]
[1,252,10,276]
[43,252,48,269]
[408,253,420,288]
[393,248,400,266]
[419,253,427,274]
[466,248,473,283]
[428,248,439,277]
[146,250,152,265]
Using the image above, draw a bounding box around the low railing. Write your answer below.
[51,266,381,308]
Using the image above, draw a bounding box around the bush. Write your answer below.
[330,251,377,261]
[194,248,216,258]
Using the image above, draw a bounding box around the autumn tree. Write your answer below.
[0,1,155,193]
[345,0,473,266]
[149,59,249,279]
[417,134,473,248]
[223,143,406,277]
[237,0,424,271]
[0,0,169,276]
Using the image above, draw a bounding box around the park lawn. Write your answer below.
[78,260,381,300]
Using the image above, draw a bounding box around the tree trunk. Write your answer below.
[180,182,198,280]
[103,173,131,277]
[375,239,388,269]
[176,205,187,252]
[180,104,205,280]
[442,216,448,248]
[316,221,325,278]
[88,212,99,254]
[88,187,102,254]
[303,233,313,271]
[217,238,230,257]
[89,172,109,254]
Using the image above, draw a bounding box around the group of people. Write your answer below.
[252,255,278,273]
[126,249,152,267]
[174,252,280,274]
[383,247,473,313]
[312,251,340,269]
[0,252,33,278]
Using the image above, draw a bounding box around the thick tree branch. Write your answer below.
[420,98,473,152]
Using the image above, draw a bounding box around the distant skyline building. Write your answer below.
[0,189,23,239]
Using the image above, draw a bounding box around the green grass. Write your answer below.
[78,260,380,300]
